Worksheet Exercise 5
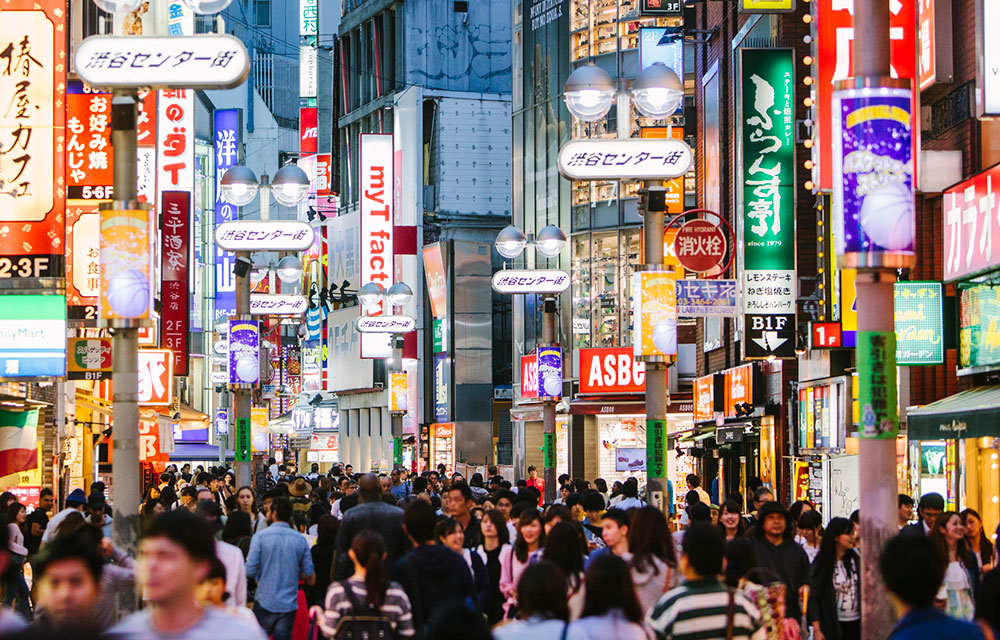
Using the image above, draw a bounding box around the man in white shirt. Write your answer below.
[195,501,247,606]
[41,489,87,544]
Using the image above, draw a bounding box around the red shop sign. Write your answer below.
[579,347,646,394]
[521,354,538,398]
[944,163,1000,281]
[673,219,727,273]
[300,107,317,154]
[160,191,190,375]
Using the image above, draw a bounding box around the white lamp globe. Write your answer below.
[563,64,616,122]
[632,63,684,119]
[220,165,259,206]
[181,0,233,13]
[276,255,304,284]
[387,282,414,307]
[272,163,311,206]
[358,282,385,307]
[495,225,528,259]
[535,225,567,258]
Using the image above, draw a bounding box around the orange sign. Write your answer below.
[723,364,753,417]
[693,375,715,422]
[423,244,447,318]
[66,201,101,313]
[100,208,153,320]
[137,349,173,406]
[641,127,684,214]
[433,423,454,439]
[138,418,167,463]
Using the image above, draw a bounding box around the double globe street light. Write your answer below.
[562,61,685,122]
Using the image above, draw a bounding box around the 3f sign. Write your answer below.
[751,316,788,330]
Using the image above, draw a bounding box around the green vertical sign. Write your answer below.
[858,331,899,439]
[542,433,556,469]
[393,437,403,467]
[893,282,944,365]
[235,418,251,462]
[433,318,446,353]
[646,419,666,476]
[740,48,797,359]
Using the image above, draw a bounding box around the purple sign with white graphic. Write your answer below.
[228,319,259,385]
[832,87,915,267]
[537,346,562,400]
[216,408,229,436]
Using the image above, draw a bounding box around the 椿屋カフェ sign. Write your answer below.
[557,139,693,180]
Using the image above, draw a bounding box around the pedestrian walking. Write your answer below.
[807,517,860,640]
[898,494,915,529]
[628,506,678,615]
[235,486,268,534]
[315,530,415,638]
[246,497,316,640]
[196,558,259,625]
[23,488,52,556]
[109,510,268,640]
[586,507,630,568]
[195,500,248,608]
[2,502,29,617]
[963,508,996,574]
[492,560,570,640]
[567,553,652,640]
[0,523,27,635]
[436,517,489,609]
[647,523,763,640]
[23,534,104,638]
[541,521,587,619]
[473,508,511,625]
[750,501,810,633]
[308,514,338,607]
[447,482,483,549]
[883,533,988,640]
[796,510,823,564]
[901,492,944,537]
[928,511,979,621]
[40,488,86,544]
[719,499,748,541]
[500,508,544,619]
[334,474,405,580]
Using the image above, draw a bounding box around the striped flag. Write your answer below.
[0,408,39,476]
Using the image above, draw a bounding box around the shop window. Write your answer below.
[591,232,619,347]
[572,235,591,348]
[619,229,640,345]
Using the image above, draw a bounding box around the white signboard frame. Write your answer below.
[250,294,309,316]
[215,221,316,251]
[360,134,394,358]
[557,139,694,180]
[355,315,416,334]
[492,269,571,294]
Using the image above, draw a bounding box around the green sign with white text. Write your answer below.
[894,282,944,365]
[858,331,899,439]
[433,318,446,353]
[235,418,251,462]
[646,419,666,476]
[740,48,796,360]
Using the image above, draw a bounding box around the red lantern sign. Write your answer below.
[673,219,727,273]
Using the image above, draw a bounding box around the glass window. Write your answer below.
[254,0,270,26]
[571,235,591,349]
[591,231,619,347]
[619,229,640,346]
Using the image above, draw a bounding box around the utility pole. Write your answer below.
[541,295,557,505]
[108,92,141,616]
[391,335,404,468]
[640,183,671,514]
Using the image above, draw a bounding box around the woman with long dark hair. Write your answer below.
[493,560,570,639]
[542,521,587,619]
[963,508,996,574]
[315,530,415,637]
[929,511,979,621]
[807,517,860,640]
[567,553,652,639]
[2,502,29,616]
[626,506,677,615]
[436,517,490,609]
[473,508,511,625]
[500,507,545,620]
[235,485,267,533]
[719,498,748,541]
[221,509,254,557]
[308,514,339,607]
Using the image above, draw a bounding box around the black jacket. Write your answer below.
[807,549,860,640]
[394,544,477,632]
[333,500,406,580]
[752,536,811,620]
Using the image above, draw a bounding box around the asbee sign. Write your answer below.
[579,347,646,394]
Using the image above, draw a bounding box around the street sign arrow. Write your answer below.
[75,35,251,90]
[751,332,788,353]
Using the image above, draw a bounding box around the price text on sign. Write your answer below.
[557,139,694,180]
[491,270,571,294]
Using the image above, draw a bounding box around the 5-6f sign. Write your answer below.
[360,134,394,358]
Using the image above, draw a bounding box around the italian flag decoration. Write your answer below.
[0,408,39,476]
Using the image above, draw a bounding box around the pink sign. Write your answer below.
[520,354,537,399]
[943,164,1000,281]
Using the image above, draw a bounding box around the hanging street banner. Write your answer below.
[893,282,944,366]
[100,208,153,321]
[228,319,260,385]
[633,271,677,358]
[215,220,316,251]
[557,139,693,180]
[492,270,570,294]
[0,0,67,281]
[740,48,796,360]
[359,134,394,358]
[537,346,563,400]
[213,109,240,322]
[161,191,190,375]
[676,279,738,316]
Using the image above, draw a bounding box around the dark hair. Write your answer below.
[316,515,340,549]
[961,508,996,568]
[269,497,294,523]
[203,556,228,598]
[752,486,774,503]
[601,508,630,530]
[142,509,216,562]
[543,505,572,528]
[929,511,973,569]
[881,533,946,607]
[495,490,516,506]
[140,497,161,519]
[813,518,858,587]
[898,493,914,508]
[221,509,252,544]
[565,493,583,510]
[682,523,725,577]
[482,509,509,546]
[435,517,463,545]
[686,474,701,488]
[403,499,437,543]
[39,488,53,499]
[628,506,676,575]
[688,502,712,524]
[797,509,822,532]
[718,499,747,538]
[3,501,24,526]
[411,476,429,494]
[582,490,605,513]
[723,538,757,587]
[351,530,389,609]
[622,480,639,499]
[594,478,608,493]
[448,481,473,503]
[514,508,544,563]
[54,511,88,540]
[918,492,945,512]
[180,486,198,501]
[236,486,259,515]
[685,490,701,506]
[31,534,104,584]
[516,560,569,621]
[789,500,813,525]
[542,521,586,591]
[580,552,644,624]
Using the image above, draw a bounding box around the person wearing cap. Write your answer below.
[41,489,87,545]
[288,477,312,517]
[86,495,113,539]
[751,501,810,633]
[194,500,247,608]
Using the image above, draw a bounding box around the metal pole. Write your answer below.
[233,250,252,488]
[109,93,140,616]
[391,335,403,468]
[852,2,896,637]
[541,295,557,505]
[641,183,670,513]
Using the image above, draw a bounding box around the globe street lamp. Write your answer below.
[632,63,685,120]
[563,64,616,122]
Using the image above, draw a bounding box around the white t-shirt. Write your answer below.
[833,561,860,621]
[42,507,82,543]
[109,606,268,640]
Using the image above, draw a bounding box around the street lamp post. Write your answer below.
[220,163,310,487]
[496,224,567,505]
[562,62,684,513]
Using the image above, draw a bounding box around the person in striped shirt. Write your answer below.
[646,523,763,640]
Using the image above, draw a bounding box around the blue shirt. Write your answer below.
[889,607,987,640]
[390,482,409,499]
[246,521,315,613]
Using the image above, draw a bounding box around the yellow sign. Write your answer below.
[100,209,152,320]
[390,371,408,413]
[632,271,677,357]
[840,268,857,333]
[251,406,268,454]
[741,0,796,12]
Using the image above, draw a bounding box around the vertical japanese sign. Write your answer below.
[814,0,917,191]
[943,165,1000,282]
[632,271,677,357]
[66,201,100,321]
[740,49,796,360]
[832,87,915,266]
[100,209,152,320]
[646,419,666,476]
[0,0,66,279]
[235,417,250,461]
[433,352,449,421]
[136,91,157,205]
[360,134,393,358]
[66,90,112,198]
[299,0,318,100]
[161,191,190,374]
[858,331,898,439]
[893,282,943,365]
[213,109,239,322]
[300,0,318,35]
[299,107,317,154]
[918,0,937,90]
[157,89,193,221]
[228,319,259,384]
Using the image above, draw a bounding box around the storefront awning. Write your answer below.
[168,443,234,462]
[569,395,693,415]
[908,386,1000,440]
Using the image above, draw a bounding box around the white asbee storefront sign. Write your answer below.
[360,134,394,358]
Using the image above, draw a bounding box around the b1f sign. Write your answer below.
[360,134,394,358]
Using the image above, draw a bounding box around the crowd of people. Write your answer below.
[0,463,995,639]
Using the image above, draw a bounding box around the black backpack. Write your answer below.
[332,581,398,640]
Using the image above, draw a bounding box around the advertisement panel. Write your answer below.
[299,107,317,154]
[228,320,259,384]
[100,209,152,321]
[137,349,172,405]
[161,191,190,374]
[423,244,447,318]
[250,406,268,453]
[693,375,714,422]
[433,352,449,421]
[66,202,101,321]
[213,109,240,322]
[798,377,847,450]
[0,295,65,378]
[959,282,1000,371]
[520,354,537,399]
[360,134,394,358]
[943,163,1000,282]
[858,331,899,439]
[894,282,944,365]
[390,371,408,413]
[66,92,113,197]
[632,271,677,358]
[676,279,738,316]
[815,0,917,191]
[615,448,647,472]
[67,337,112,380]
[0,1,66,279]
[579,347,646,394]
[740,48,796,359]
[724,364,753,418]
[537,347,563,399]
[981,0,1000,115]
[741,0,795,11]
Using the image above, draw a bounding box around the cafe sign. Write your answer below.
[894,282,944,366]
